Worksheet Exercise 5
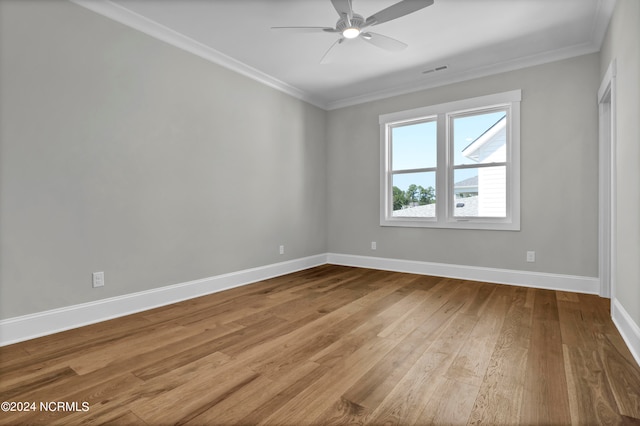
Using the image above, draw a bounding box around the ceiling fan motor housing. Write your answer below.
[336,14,365,33]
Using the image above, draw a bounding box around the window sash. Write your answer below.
[380,90,521,230]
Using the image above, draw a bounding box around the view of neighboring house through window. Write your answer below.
[452,110,507,217]
[380,90,521,230]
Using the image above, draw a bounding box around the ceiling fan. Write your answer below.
[272,0,434,64]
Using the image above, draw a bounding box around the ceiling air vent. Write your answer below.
[422,65,448,74]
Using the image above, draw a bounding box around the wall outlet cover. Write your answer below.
[92,271,105,288]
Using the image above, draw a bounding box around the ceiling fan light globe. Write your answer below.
[342,27,360,39]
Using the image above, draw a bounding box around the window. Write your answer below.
[380,90,521,230]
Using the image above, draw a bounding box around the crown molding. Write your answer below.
[591,0,617,47]
[69,0,326,109]
[69,0,614,112]
[325,41,600,110]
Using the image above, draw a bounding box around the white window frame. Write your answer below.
[380,90,521,230]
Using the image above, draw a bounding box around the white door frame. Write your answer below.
[598,60,616,299]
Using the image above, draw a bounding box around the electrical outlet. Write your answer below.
[371,241,377,250]
[92,271,105,288]
[526,251,536,263]
[279,245,284,255]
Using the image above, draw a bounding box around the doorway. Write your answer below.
[598,60,616,299]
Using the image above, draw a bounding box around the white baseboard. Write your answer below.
[612,298,640,368]
[0,252,606,347]
[0,254,327,347]
[326,253,600,294]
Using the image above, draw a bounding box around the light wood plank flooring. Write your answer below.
[1,265,639,425]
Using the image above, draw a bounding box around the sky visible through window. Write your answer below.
[392,111,506,192]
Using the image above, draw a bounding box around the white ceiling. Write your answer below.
[74,0,615,110]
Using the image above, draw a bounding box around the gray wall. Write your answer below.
[0,0,327,319]
[0,0,618,323]
[327,54,600,278]
[599,0,640,327]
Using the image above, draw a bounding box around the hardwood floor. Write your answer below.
[1,265,639,425]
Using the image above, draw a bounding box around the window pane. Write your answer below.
[391,120,437,170]
[452,111,506,166]
[392,172,436,217]
[453,166,506,217]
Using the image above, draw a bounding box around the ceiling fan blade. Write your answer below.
[320,38,344,64]
[364,0,434,27]
[361,32,407,51]
[331,0,353,18]
[271,26,337,33]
